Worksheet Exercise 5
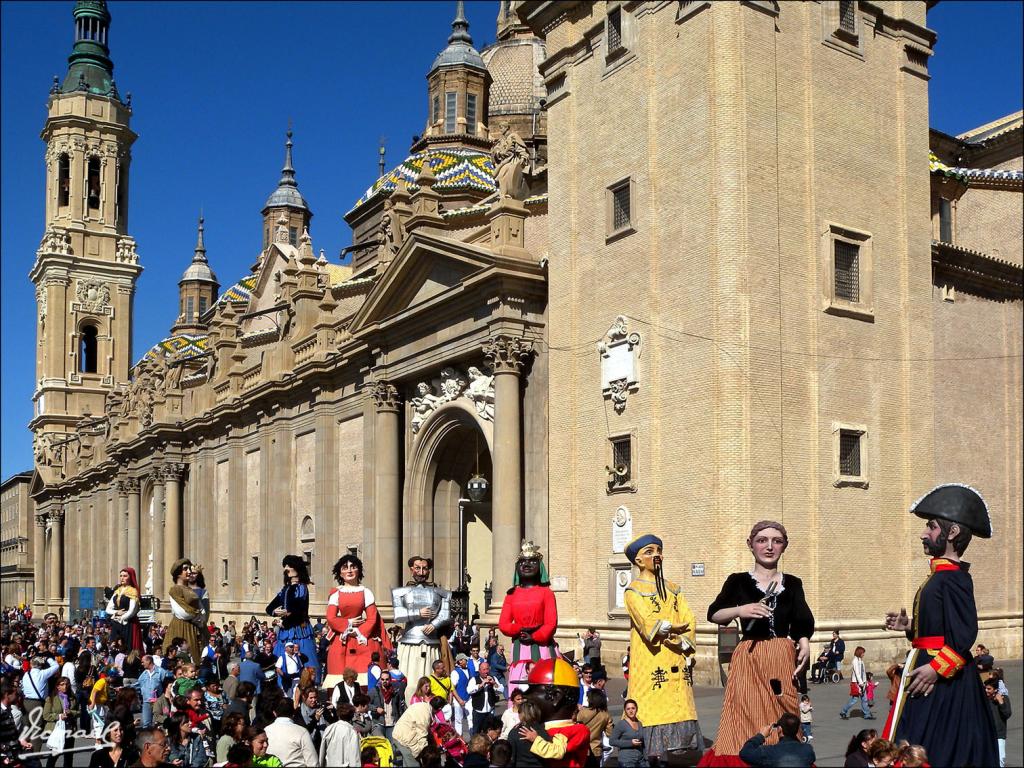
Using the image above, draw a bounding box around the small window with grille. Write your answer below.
[221,558,229,585]
[466,93,477,136]
[199,297,208,316]
[607,434,635,492]
[607,177,634,239]
[432,94,440,125]
[838,0,856,33]
[834,240,860,302]
[186,296,195,320]
[288,227,297,246]
[833,424,867,486]
[838,430,861,476]
[607,8,624,55]
[445,92,457,134]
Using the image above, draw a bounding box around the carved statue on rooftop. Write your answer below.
[492,122,530,201]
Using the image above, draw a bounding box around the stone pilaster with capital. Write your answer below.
[47,507,66,526]
[483,335,534,375]
[159,462,186,482]
[370,381,402,413]
[118,477,140,495]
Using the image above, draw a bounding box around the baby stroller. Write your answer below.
[360,735,395,767]
[430,714,468,766]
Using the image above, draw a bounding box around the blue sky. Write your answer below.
[1,1,1021,479]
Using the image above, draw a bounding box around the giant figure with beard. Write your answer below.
[882,484,998,767]
[623,534,704,763]
[393,555,451,704]
[499,540,560,696]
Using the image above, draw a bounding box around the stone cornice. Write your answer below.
[932,241,1024,300]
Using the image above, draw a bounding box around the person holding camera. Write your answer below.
[737,713,815,767]
[466,661,503,736]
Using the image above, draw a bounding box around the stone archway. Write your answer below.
[404,402,494,614]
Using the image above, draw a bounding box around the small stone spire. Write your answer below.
[193,214,207,261]
[279,130,297,188]
[449,1,473,46]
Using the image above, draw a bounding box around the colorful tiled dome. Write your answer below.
[352,148,496,210]
[143,333,209,362]
[216,274,258,305]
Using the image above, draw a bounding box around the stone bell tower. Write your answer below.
[29,0,141,480]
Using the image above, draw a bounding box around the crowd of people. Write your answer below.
[0,483,1014,768]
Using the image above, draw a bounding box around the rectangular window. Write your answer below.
[58,154,71,207]
[939,198,952,243]
[833,240,860,302]
[221,558,229,585]
[607,8,623,54]
[87,157,101,210]
[433,94,440,125]
[264,227,270,248]
[199,297,208,316]
[838,430,861,476]
[838,0,856,33]
[466,93,477,136]
[612,437,631,481]
[186,296,195,319]
[252,556,259,584]
[288,227,297,246]
[445,92,457,134]
[612,183,631,230]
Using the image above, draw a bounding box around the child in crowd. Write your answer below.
[508,701,550,768]
[173,663,200,696]
[352,693,374,738]
[799,694,813,742]
[865,672,878,710]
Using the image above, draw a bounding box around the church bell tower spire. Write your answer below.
[30,0,141,484]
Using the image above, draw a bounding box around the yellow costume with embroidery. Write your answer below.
[624,578,699,728]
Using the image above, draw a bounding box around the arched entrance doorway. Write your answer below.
[405,402,494,619]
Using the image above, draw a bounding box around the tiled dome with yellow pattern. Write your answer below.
[352,148,496,211]
[143,333,209,362]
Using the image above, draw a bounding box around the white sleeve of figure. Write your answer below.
[106,593,118,616]
[392,588,410,624]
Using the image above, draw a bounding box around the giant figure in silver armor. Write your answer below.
[392,555,451,704]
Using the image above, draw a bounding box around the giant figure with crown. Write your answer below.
[498,540,561,696]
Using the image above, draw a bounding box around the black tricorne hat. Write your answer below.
[910,483,992,538]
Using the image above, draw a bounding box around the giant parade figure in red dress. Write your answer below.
[498,540,560,696]
[323,554,391,689]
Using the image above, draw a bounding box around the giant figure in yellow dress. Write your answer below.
[623,534,704,762]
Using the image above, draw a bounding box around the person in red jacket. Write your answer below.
[498,540,560,696]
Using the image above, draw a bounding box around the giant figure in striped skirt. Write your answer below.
[699,521,814,767]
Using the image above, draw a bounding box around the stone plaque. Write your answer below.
[614,568,630,608]
[611,505,632,553]
[601,343,635,389]
[691,562,705,577]
[550,575,569,592]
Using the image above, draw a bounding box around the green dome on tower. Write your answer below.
[59,0,122,100]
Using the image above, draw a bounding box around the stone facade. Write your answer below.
[27,1,1022,684]
[1,473,35,609]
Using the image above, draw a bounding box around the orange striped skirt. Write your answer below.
[709,637,799,757]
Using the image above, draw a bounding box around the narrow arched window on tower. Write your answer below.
[87,157,101,211]
[58,154,71,207]
[80,324,98,373]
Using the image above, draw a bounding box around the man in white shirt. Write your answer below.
[21,655,59,750]
[466,661,503,735]
[264,698,318,767]
[318,703,360,767]
[276,643,303,697]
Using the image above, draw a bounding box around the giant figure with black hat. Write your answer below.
[623,534,704,762]
[882,483,998,767]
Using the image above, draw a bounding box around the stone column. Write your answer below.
[163,463,184,596]
[34,514,47,609]
[483,335,533,603]
[48,506,65,603]
[371,381,403,601]
[125,478,141,575]
[117,481,129,569]
[151,476,166,598]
